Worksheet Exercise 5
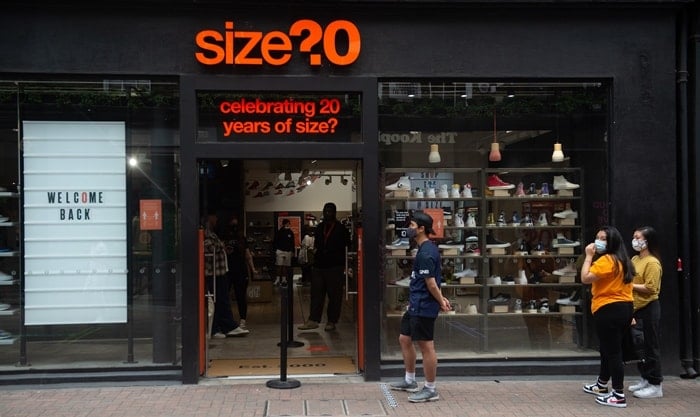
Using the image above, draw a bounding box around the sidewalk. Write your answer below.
[1,375,699,417]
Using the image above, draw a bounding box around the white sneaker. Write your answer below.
[462,183,473,198]
[466,213,477,228]
[486,275,501,285]
[395,276,411,287]
[227,327,250,337]
[629,378,649,392]
[239,319,247,329]
[454,213,465,227]
[454,268,478,278]
[551,233,581,248]
[537,212,548,226]
[437,184,449,198]
[553,209,578,219]
[426,188,436,198]
[413,188,425,198]
[516,269,528,285]
[553,262,577,276]
[386,238,410,249]
[450,184,461,198]
[212,332,226,339]
[552,175,579,190]
[633,384,662,398]
[386,176,411,191]
[465,304,478,314]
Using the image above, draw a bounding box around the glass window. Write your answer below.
[378,80,609,361]
[0,79,181,370]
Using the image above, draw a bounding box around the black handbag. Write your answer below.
[622,319,646,363]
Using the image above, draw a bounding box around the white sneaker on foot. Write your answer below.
[633,384,663,398]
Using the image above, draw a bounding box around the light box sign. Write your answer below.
[22,121,127,325]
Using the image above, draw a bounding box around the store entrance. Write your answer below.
[199,159,361,378]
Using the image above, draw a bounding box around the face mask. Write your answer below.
[594,239,607,253]
[632,238,647,252]
[405,227,417,240]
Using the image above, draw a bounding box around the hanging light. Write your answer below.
[428,144,441,163]
[325,176,332,185]
[552,142,565,162]
[489,111,502,162]
[340,175,348,185]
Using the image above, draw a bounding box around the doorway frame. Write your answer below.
[179,75,380,383]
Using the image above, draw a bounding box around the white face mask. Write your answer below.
[594,239,607,254]
[632,238,647,252]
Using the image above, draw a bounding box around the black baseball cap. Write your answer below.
[412,211,435,235]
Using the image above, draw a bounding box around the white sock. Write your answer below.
[405,372,415,383]
[425,381,436,390]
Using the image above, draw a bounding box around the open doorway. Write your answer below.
[199,159,362,378]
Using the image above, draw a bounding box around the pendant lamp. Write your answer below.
[428,144,441,163]
[489,111,502,162]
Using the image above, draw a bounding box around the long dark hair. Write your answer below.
[599,225,635,284]
[635,225,661,260]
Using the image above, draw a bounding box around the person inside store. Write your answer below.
[223,214,257,330]
[298,202,351,331]
[273,218,295,286]
[203,211,249,338]
[581,226,634,408]
[628,226,664,398]
[297,225,315,287]
[389,211,451,403]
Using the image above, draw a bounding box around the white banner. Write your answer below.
[23,121,127,325]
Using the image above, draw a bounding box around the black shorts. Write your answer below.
[399,312,436,341]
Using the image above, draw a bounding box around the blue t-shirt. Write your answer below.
[408,240,442,318]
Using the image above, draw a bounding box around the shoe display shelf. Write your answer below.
[245,212,275,283]
[0,187,21,347]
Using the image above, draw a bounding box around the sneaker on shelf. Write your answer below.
[633,384,663,399]
[521,213,534,227]
[496,211,507,227]
[527,182,537,195]
[486,234,510,249]
[487,174,515,190]
[386,238,410,249]
[551,233,581,248]
[502,275,515,285]
[462,183,473,198]
[595,391,626,408]
[442,207,452,217]
[538,300,550,313]
[510,211,521,226]
[553,208,578,219]
[486,212,496,227]
[426,188,436,198]
[553,175,580,190]
[385,176,411,191]
[465,234,479,243]
[486,275,502,285]
[0,271,12,281]
[466,212,477,228]
[583,380,610,395]
[556,290,581,306]
[488,292,510,303]
[515,240,529,256]
[390,379,419,392]
[410,248,418,256]
[408,387,439,403]
[454,268,478,278]
[465,304,478,314]
[531,241,546,255]
[553,262,578,276]
[516,269,528,285]
[515,181,526,197]
[413,188,425,198]
[464,243,481,256]
[526,300,538,313]
[540,182,550,196]
[513,298,523,313]
[439,241,463,250]
[629,378,649,392]
[437,184,449,198]
[537,212,548,226]
[450,184,461,198]
[454,212,465,227]
[394,276,411,287]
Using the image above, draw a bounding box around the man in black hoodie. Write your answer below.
[273,218,295,286]
[298,202,351,331]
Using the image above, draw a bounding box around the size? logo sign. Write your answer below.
[195,19,361,67]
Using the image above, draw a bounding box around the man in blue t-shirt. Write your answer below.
[390,211,451,403]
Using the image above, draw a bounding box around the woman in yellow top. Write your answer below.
[628,226,663,399]
[581,226,634,408]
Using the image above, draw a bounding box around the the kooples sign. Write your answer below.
[46,191,104,221]
[195,19,361,67]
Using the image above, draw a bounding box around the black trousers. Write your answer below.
[308,266,344,324]
[208,274,238,335]
[634,300,663,385]
[594,301,633,391]
[229,271,249,321]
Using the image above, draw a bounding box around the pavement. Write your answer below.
[1,375,700,417]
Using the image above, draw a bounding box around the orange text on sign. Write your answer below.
[195,19,361,66]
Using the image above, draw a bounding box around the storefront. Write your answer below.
[0,1,695,384]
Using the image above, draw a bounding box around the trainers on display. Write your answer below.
[633,384,663,398]
[390,379,419,392]
[408,387,439,402]
[540,182,550,196]
[488,292,510,303]
[385,176,411,191]
[454,268,478,278]
[526,300,538,313]
[539,300,549,313]
[521,213,534,227]
[496,211,506,227]
[553,208,578,219]
[553,175,580,190]
[486,234,510,249]
[556,289,581,306]
[551,233,581,248]
[629,378,649,392]
[450,184,461,198]
[487,174,515,190]
[553,262,578,276]
[413,188,425,198]
[486,276,502,285]
[227,327,250,337]
[465,304,478,314]
[531,241,546,255]
[462,183,473,198]
[454,213,465,227]
[515,181,526,197]
[465,234,479,243]
[513,298,523,313]
[515,240,529,256]
[510,211,521,226]
[386,238,410,249]
[426,188,436,198]
[516,269,528,285]
[595,391,626,408]
[395,276,411,287]
[583,381,610,395]
[466,213,477,228]
[437,184,449,198]
[537,212,548,226]
[486,212,496,226]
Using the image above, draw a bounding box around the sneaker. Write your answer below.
[553,175,580,190]
[531,241,546,255]
[454,268,478,278]
[462,183,473,198]
[486,234,510,248]
[390,379,419,392]
[513,299,523,313]
[324,322,336,331]
[212,332,226,339]
[239,319,247,329]
[486,212,496,227]
[515,182,526,197]
[0,271,12,281]
[553,262,577,276]
[487,174,515,190]
[298,320,319,330]
[464,244,481,256]
[486,276,502,285]
[466,212,477,228]
[465,304,478,314]
[537,212,548,226]
[438,241,463,250]
[408,387,439,403]
[583,381,610,395]
[510,211,521,226]
[450,184,461,198]
[386,176,411,191]
[551,233,580,248]
[539,301,549,313]
[556,289,581,306]
[386,238,410,249]
[515,240,529,256]
[527,182,537,195]
[488,293,511,303]
[413,188,425,198]
[526,300,538,313]
[553,209,578,219]
[496,211,507,227]
[540,182,550,196]
[454,213,465,228]
[465,234,479,243]
[629,378,649,392]
[633,384,663,398]
[521,213,534,227]
[595,391,626,408]
[426,188,436,198]
[437,184,449,199]
[516,269,528,285]
[226,327,250,337]
[395,276,411,287]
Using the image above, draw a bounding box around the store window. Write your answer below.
[196,91,362,143]
[378,80,609,360]
[0,79,180,370]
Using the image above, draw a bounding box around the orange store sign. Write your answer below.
[195,19,361,67]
